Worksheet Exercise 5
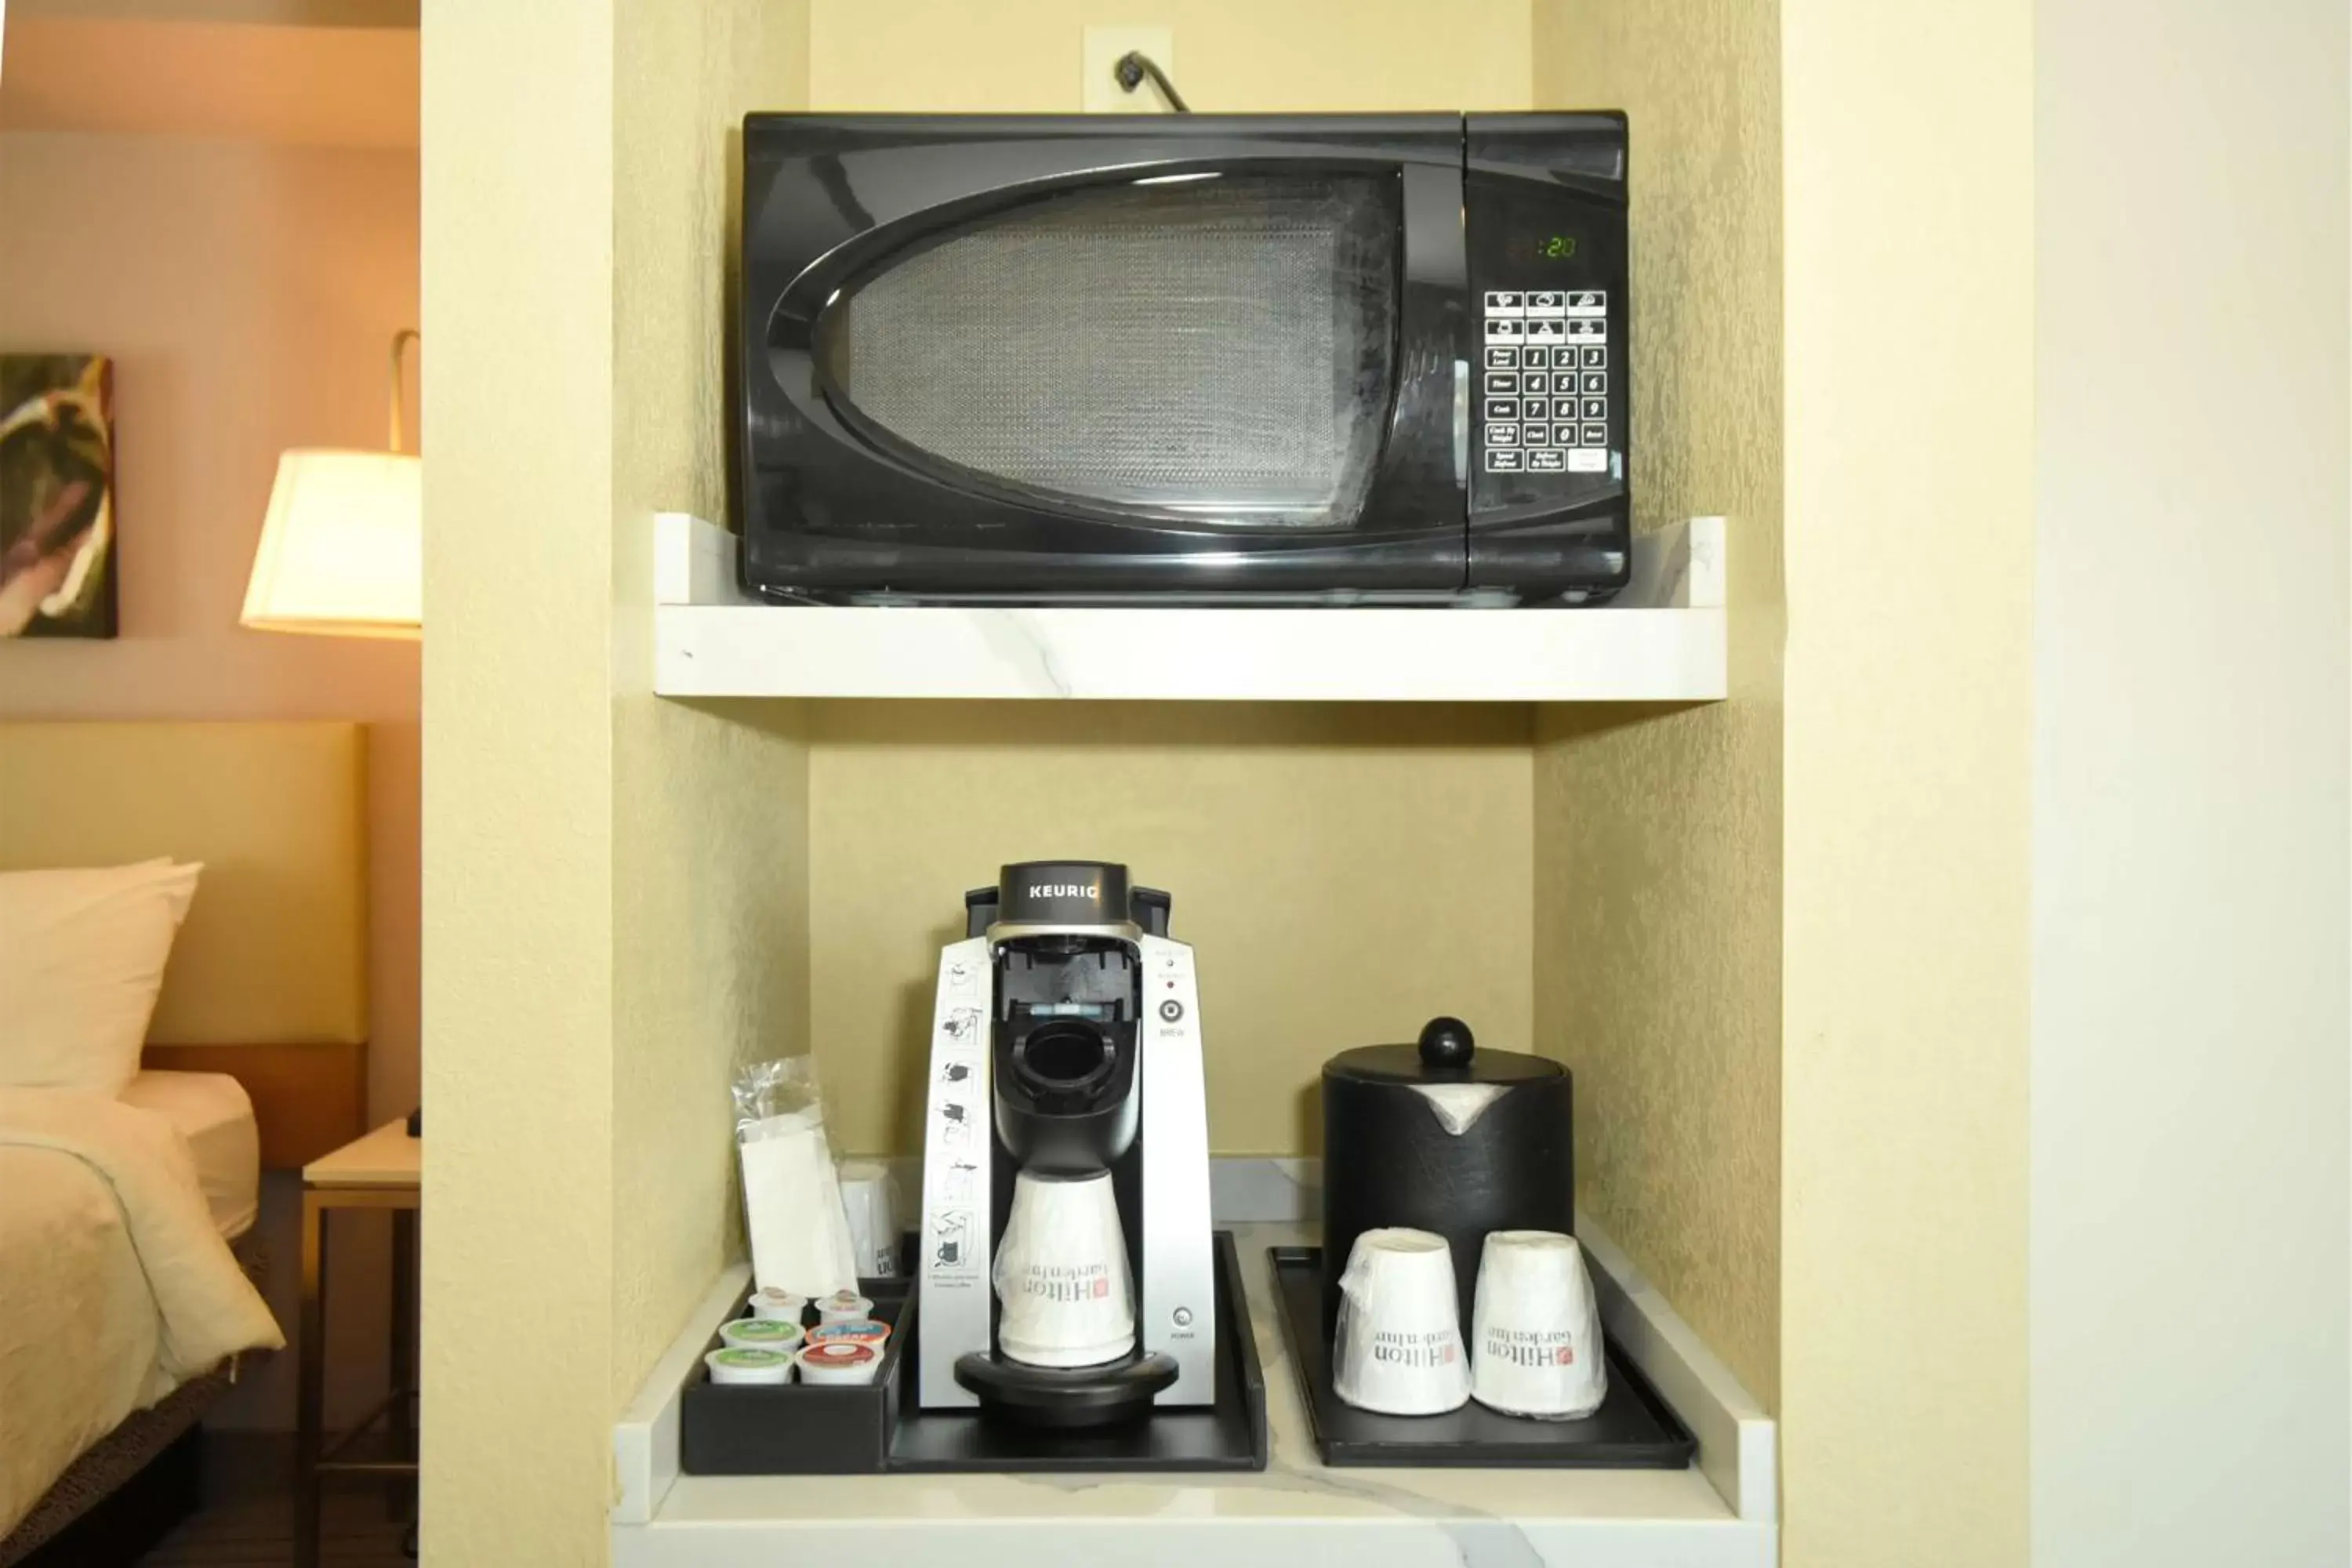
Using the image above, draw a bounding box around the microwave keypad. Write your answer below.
[1481,292,1610,474]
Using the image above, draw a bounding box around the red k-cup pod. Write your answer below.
[797,1340,879,1385]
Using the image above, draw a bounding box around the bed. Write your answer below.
[0,720,371,1567]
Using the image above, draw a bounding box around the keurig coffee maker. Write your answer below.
[917,862,1217,1425]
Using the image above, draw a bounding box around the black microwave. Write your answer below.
[737,112,1629,605]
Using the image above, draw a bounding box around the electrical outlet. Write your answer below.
[1083,26,1175,114]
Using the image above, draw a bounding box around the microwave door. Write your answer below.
[739,115,1471,601]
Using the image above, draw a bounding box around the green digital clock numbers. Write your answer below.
[1543,235,1577,260]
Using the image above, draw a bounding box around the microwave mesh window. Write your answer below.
[822,176,1399,528]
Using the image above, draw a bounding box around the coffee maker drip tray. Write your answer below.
[949,1350,1178,1429]
[889,1231,1265,1472]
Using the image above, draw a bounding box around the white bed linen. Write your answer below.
[118,1070,260,1240]
[0,1088,284,1540]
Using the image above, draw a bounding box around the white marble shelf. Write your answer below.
[612,1211,1775,1568]
[651,514,1727,702]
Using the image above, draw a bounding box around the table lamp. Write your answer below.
[241,329,420,637]
[241,330,423,1138]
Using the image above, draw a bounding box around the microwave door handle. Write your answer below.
[1451,358,1470,486]
[1352,159,1466,541]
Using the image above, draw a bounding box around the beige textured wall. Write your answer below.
[808,0,1531,112]
[802,0,1540,1159]
[422,0,810,1562]
[809,704,1533,1156]
[1779,0,2034,1561]
[0,129,421,1432]
[1524,0,1778,1420]
[1527,0,1784,1414]
[420,0,616,1559]
[608,0,812,1414]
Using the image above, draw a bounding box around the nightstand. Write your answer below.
[296,1119,420,1568]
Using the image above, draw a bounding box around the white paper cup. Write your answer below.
[746,1287,807,1323]
[1470,1230,1607,1420]
[719,1317,804,1354]
[816,1290,873,1325]
[706,1347,793,1385]
[993,1169,1134,1369]
[797,1340,880,1385]
[838,1160,900,1278]
[1333,1227,1469,1416]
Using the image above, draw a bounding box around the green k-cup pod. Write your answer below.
[720,1317,805,1352]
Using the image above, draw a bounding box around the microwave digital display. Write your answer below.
[1503,235,1580,263]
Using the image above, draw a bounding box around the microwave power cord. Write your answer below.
[1113,50,1191,113]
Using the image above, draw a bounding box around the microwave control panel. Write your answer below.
[1479,291,1610,477]
[1462,129,1628,539]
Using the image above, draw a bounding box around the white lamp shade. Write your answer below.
[241,448,422,637]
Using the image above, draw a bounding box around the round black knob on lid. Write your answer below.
[1417,1016,1475,1071]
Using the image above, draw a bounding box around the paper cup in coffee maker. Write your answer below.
[992,1168,1135,1369]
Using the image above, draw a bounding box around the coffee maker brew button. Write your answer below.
[1158,999,1185,1023]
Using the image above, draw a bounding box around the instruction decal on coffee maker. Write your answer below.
[919,935,1000,1408]
[931,1210,973,1270]
[924,938,991,1290]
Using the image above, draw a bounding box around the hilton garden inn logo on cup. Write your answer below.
[1369,1327,1461,1369]
[1479,1325,1576,1369]
[1018,1261,1115,1304]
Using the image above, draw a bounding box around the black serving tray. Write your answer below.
[681,1232,1267,1475]
[1269,1245,1696,1468]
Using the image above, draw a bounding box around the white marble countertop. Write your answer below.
[612,1215,1775,1568]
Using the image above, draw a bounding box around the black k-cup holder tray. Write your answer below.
[1268,1245,1695,1468]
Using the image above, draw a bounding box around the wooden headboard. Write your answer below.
[0,720,370,1165]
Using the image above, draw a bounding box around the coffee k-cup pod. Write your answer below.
[1470,1229,1607,1420]
[746,1286,807,1323]
[1332,1227,1469,1416]
[808,1319,891,1350]
[718,1316,804,1354]
[705,1347,793,1386]
[797,1340,880,1385]
[816,1290,874,1326]
[993,1168,1135,1369]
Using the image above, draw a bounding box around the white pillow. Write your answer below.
[0,859,203,1094]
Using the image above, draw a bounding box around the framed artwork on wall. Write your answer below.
[1,354,118,639]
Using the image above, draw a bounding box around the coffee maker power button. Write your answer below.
[1172,1306,1194,1328]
